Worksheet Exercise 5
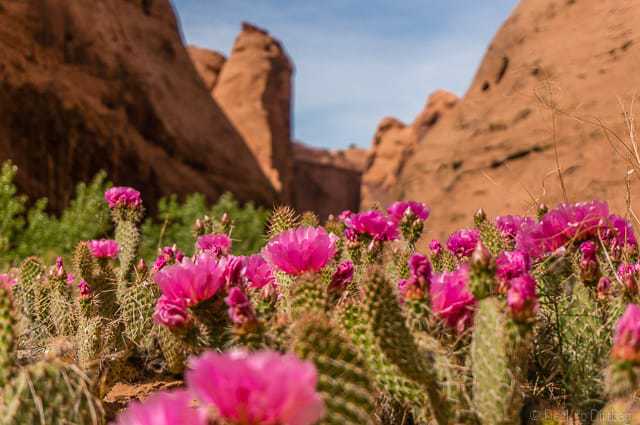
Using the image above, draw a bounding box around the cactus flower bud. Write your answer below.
[474,208,487,226]
[578,241,599,283]
[429,239,442,256]
[612,304,640,362]
[78,280,92,298]
[536,203,549,220]
[55,256,64,277]
[329,260,354,292]
[506,274,539,322]
[471,242,492,270]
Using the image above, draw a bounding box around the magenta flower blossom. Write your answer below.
[329,260,354,292]
[222,255,247,286]
[153,295,191,328]
[338,210,353,221]
[87,239,119,259]
[617,263,640,293]
[579,241,599,282]
[516,201,609,258]
[225,287,256,326]
[153,246,185,272]
[429,239,442,256]
[495,250,530,289]
[0,273,16,291]
[612,304,640,362]
[66,273,75,285]
[154,255,226,307]
[602,214,638,251]
[263,227,337,276]
[446,229,480,258]
[430,265,476,332]
[495,215,535,241]
[245,255,276,290]
[196,233,232,256]
[506,274,539,321]
[580,240,597,260]
[104,186,142,209]
[187,350,325,425]
[114,390,206,425]
[343,210,398,241]
[387,201,430,223]
[409,253,431,281]
[78,280,91,298]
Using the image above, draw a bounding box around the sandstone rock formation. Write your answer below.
[361,90,458,208]
[292,143,364,221]
[367,0,640,240]
[212,23,294,203]
[187,46,226,93]
[0,0,276,211]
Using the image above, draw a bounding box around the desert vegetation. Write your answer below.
[0,162,638,425]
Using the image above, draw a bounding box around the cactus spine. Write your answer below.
[0,285,15,387]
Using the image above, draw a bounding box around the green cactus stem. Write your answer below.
[120,278,159,346]
[0,285,15,388]
[267,205,300,239]
[157,325,188,375]
[292,314,377,425]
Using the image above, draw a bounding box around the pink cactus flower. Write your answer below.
[153,246,185,273]
[104,186,142,209]
[0,273,16,291]
[495,215,535,241]
[196,233,232,256]
[78,280,92,298]
[338,210,352,221]
[429,239,442,256]
[154,255,226,307]
[446,229,480,258]
[387,201,430,223]
[409,253,431,280]
[153,295,191,328]
[114,390,207,425]
[245,255,276,290]
[612,304,640,362]
[608,214,638,248]
[329,260,354,292]
[222,255,247,286]
[343,210,398,241]
[516,201,609,258]
[225,287,256,326]
[617,263,640,294]
[66,273,75,285]
[495,250,530,290]
[87,239,119,259]
[506,274,539,321]
[430,265,476,332]
[263,227,337,276]
[187,350,325,425]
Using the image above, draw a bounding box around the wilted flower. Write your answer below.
[329,260,354,292]
[429,239,442,256]
[187,350,325,425]
[430,265,476,332]
[263,227,337,276]
[113,390,206,425]
[245,255,276,290]
[446,229,480,258]
[612,304,640,362]
[506,274,539,321]
[87,239,119,259]
[104,186,142,209]
[196,233,232,257]
[154,255,226,307]
[343,210,398,241]
[153,295,191,328]
[222,255,246,286]
[597,276,612,300]
[579,240,599,283]
[387,201,430,223]
[225,287,256,326]
[495,250,530,290]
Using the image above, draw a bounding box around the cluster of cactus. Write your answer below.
[2,187,640,425]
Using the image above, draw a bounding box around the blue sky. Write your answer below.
[172,1,518,149]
